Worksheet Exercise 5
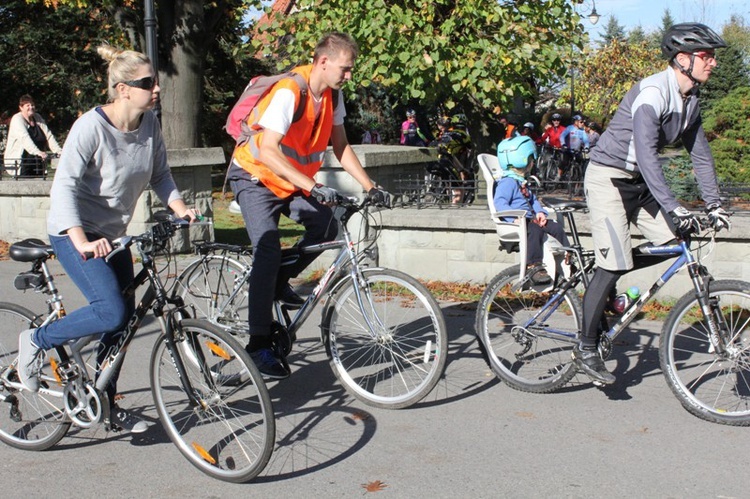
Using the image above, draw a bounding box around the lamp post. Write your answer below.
[570,0,600,115]
[144,0,161,122]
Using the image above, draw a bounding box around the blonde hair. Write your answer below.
[97,45,152,101]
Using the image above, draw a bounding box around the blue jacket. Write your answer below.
[493,177,546,223]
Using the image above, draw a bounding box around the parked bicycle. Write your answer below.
[475,200,750,425]
[0,212,275,483]
[535,144,565,192]
[173,196,448,409]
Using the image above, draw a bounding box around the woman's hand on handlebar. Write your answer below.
[79,237,112,260]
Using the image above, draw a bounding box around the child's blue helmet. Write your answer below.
[497,135,537,171]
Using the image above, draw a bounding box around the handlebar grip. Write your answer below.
[83,251,95,260]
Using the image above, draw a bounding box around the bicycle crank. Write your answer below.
[63,382,102,428]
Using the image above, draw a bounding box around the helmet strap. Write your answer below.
[674,54,701,87]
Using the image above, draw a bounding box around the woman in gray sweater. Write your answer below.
[16,44,199,433]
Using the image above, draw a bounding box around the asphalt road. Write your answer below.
[0,256,748,498]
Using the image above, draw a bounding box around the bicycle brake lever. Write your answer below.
[104,237,131,263]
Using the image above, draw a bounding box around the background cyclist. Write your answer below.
[400,108,429,146]
[574,23,731,384]
[558,114,590,180]
[537,112,565,148]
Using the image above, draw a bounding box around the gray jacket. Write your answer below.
[589,67,720,212]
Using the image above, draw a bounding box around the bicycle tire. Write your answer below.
[173,255,250,335]
[150,318,275,482]
[659,280,750,426]
[321,268,447,409]
[0,302,70,450]
[475,265,581,393]
[567,159,583,198]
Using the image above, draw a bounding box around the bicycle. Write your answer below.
[172,196,448,409]
[0,212,275,482]
[535,144,565,192]
[562,148,588,198]
[475,201,750,425]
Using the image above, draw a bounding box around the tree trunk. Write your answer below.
[157,0,206,149]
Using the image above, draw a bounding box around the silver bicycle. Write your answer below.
[172,196,448,409]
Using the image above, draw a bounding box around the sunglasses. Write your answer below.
[692,51,716,63]
[114,76,158,90]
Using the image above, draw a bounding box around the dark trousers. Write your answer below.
[526,219,569,265]
[229,164,337,336]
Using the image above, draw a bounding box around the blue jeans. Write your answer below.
[34,234,135,402]
[228,163,336,336]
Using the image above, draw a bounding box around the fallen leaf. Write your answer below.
[362,480,388,492]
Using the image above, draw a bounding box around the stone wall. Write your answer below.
[0,147,221,251]
[308,144,750,299]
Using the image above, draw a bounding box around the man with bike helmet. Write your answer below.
[538,112,565,147]
[559,114,590,180]
[576,23,730,385]
[494,136,569,284]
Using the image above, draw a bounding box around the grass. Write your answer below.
[212,192,304,247]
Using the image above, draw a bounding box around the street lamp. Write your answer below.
[570,0,600,116]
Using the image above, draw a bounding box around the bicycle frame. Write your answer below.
[9,229,209,429]
[274,208,383,342]
[522,235,722,352]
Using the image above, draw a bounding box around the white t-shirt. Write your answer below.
[258,88,345,135]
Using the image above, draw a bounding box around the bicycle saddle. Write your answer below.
[9,238,55,262]
[542,197,588,211]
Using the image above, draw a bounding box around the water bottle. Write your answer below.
[612,286,641,314]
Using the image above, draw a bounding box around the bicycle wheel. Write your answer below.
[150,318,274,482]
[322,268,447,409]
[659,280,750,425]
[475,265,581,393]
[567,159,583,198]
[174,255,250,335]
[0,303,70,450]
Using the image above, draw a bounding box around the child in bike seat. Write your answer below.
[494,135,570,284]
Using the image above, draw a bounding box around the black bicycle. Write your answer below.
[0,212,275,482]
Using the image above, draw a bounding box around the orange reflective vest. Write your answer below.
[232,65,335,199]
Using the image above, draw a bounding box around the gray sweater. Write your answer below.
[48,108,181,240]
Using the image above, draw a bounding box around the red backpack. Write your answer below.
[225,71,309,145]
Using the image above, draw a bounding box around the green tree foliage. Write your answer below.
[250,0,585,152]
[702,86,750,185]
[18,0,264,150]
[564,39,663,126]
[700,44,750,110]
[0,1,125,137]
[599,15,626,46]
[628,25,647,45]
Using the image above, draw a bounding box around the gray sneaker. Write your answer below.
[111,407,150,434]
[572,346,616,385]
[18,329,45,392]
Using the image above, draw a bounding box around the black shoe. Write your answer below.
[572,346,615,385]
[247,347,290,380]
[275,283,305,309]
[527,264,551,285]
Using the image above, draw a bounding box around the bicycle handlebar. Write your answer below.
[94,211,209,262]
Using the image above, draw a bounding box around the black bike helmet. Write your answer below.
[661,23,726,60]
